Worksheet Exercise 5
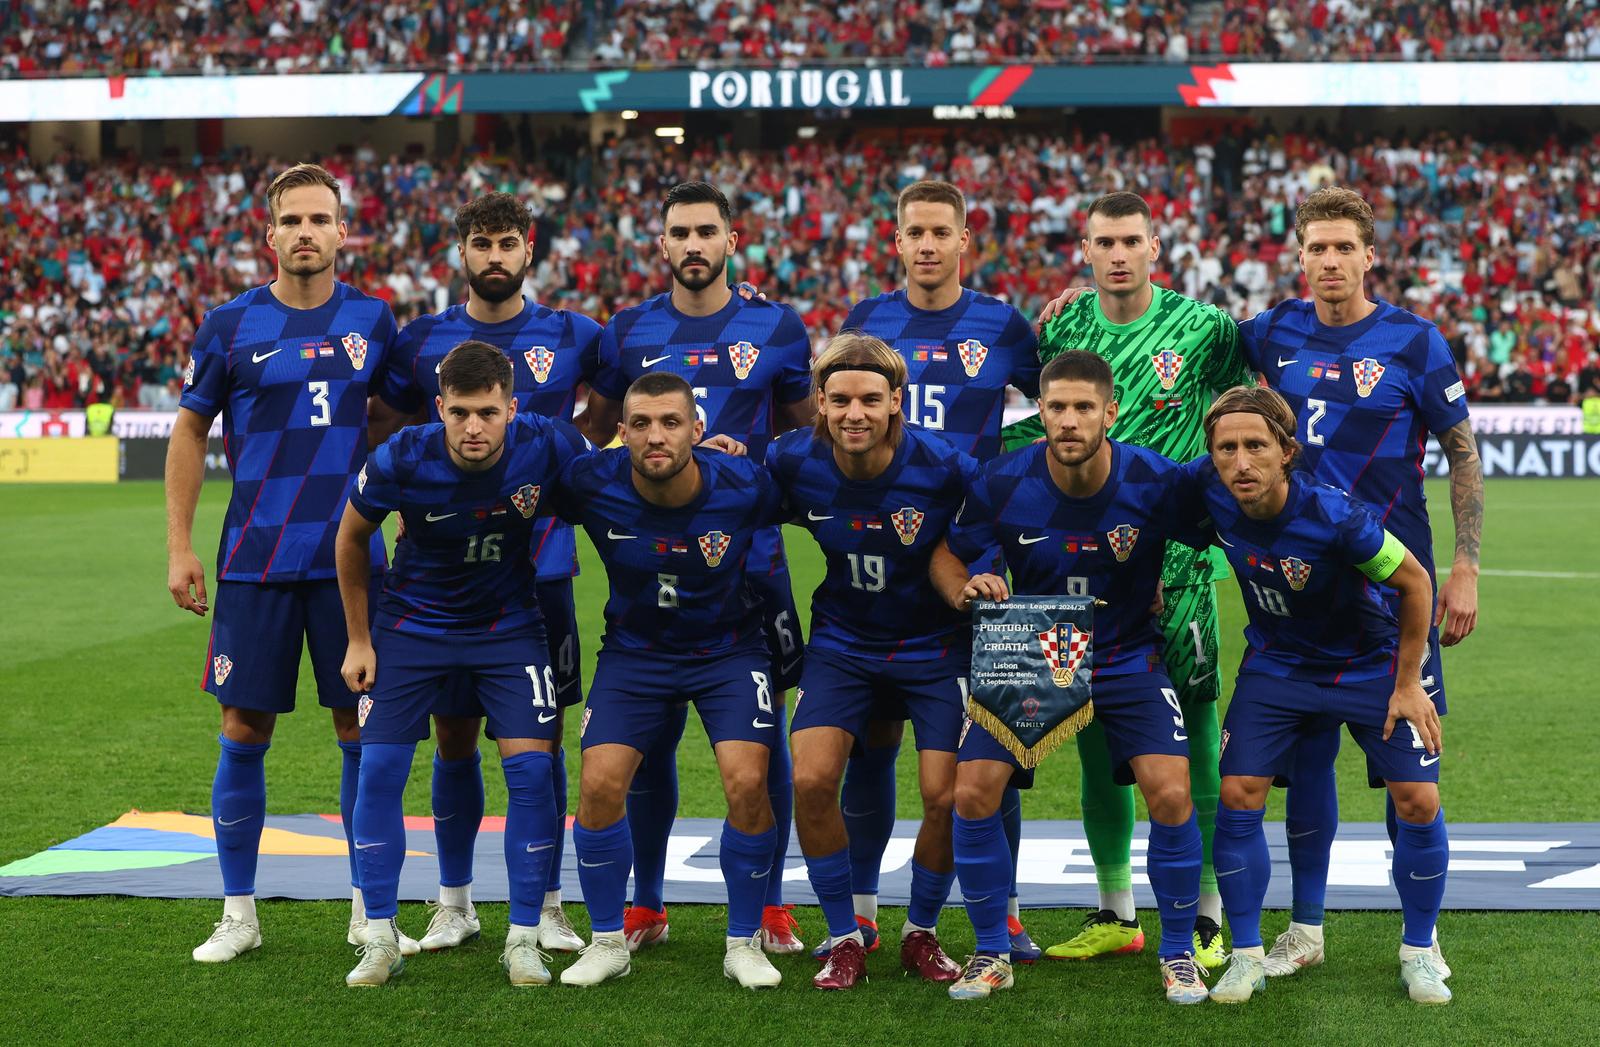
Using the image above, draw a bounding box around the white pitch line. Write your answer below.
[1438,568,1600,580]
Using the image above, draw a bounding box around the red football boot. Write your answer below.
[813,936,868,990]
[761,904,806,954]
[622,905,669,952]
[901,929,962,983]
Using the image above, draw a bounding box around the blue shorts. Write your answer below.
[749,527,804,692]
[958,671,1189,786]
[202,577,379,713]
[793,648,966,753]
[359,627,559,745]
[1222,672,1441,788]
[581,647,780,752]
[431,578,585,721]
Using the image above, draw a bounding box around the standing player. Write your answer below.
[831,180,1042,959]
[335,342,590,987]
[1234,187,1481,978]
[368,192,600,954]
[1181,386,1451,1006]
[930,351,1208,1004]
[768,334,977,990]
[556,373,789,989]
[1020,192,1253,967]
[165,163,405,963]
[579,181,814,954]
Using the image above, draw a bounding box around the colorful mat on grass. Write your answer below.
[3,811,1598,909]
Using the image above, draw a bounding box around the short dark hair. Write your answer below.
[897,180,966,227]
[1084,191,1152,232]
[661,181,732,227]
[438,340,513,399]
[454,192,533,242]
[1039,350,1114,399]
[267,163,341,222]
[1295,186,1376,248]
[624,371,696,414]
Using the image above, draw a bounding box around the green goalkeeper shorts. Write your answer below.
[1160,582,1221,705]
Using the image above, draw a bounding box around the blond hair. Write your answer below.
[811,332,908,447]
[1295,186,1375,248]
[1203,384,1302,468]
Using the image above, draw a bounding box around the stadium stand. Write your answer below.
[2,127,1597,410]
[2,1,1595,76]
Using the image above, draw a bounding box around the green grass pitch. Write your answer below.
[1,478,1596,1046]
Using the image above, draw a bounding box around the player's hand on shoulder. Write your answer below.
[959,572,1011,612]
[341,640,377,694]
[1035,285,1088,330]
[168,550,209,616]
[735,281,767,302]
[701,433,748,457]
[1384,679,1441,755]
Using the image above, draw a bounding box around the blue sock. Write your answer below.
[1385,790,1400,848]
[502,751,556,927]
[1285,728,1340,925]
[1393,809,1448,948]
[804,846,858,940]
[337,739,361,890]
[1146,811,1203,959]
[627,707,687,911]
[212,735,269,896]
[953,812,1012,954]
[908,859,957,930]
[1001,784,1023,902]
[721,821,778,938]
[431,750,483,889]
[352,742,415,921]
[546,747,568,895]
[842,742,898,901]
[764,705,793,908]
[574,817,633,933]
[1213,805,1269,949]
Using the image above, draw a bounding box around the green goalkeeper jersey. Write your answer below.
[1001,285,1255,588]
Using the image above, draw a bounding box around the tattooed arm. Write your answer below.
[1435,418,1482,646]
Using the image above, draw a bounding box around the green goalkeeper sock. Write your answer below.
[1076,719,1136,912]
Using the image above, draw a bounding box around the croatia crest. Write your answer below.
[1280,556,1313,591]
[1151,348,1184,391]
[509,483,541,518]
[182,355,195,386]
[890,505,925,546]
[729,341,760,380]
[1353,357,1385,398]
[698,530,732,567]
[212,654,234,686]
[342,332,368,370]
[357,695,373,728]
[956,338,989,378]
[1038,622,1092,688]
[525,346,555,384]
[1106,523,1140,563]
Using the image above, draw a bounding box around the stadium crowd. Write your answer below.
[2,1,1596,76]
[3,127,1599,411]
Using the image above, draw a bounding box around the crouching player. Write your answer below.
[334,341,590,987]
[556,372,790,990]
[766,334,978,989]
[930,351,1207,1003]
[1181,385,1451,1006]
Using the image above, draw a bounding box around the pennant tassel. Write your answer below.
[967,699,1095,771]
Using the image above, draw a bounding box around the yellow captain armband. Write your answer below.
[1356,530,1406,583]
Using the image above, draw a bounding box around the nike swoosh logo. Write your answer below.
[1218,535,1235,547]
[1409,870,1445,881]
[841,808,876,819]
[1216,867,1247,878]
[252,348,284,363]
[751,868,770,879]
[435,362,443,374]
[433,813,457,822]
[1018,535,1049,545]
[963,895,991,905]
[216,815,252,827]
[1277,355,1298,368]
[607,529,637,540]
[354,841,384,850]
[807,511,834,521]
[579,859,612,868]
[1174,898,1197,909]
[527,843,554,853]
[1187,670,1216,687]
[1419,755,1441,767]
[1286,828,1317,839]
[641,355,672,367]
[1173,731,1188,742]
[752,719,774,729]
[1424,689,1440,702]
[425,511,457,522]
[538,712,556,723]
[780,658,802,676]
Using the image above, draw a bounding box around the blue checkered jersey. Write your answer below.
[1240,299,1469,575]
[553,448,786,657]
[946,441,1191,677]
[765,424,979,661]
[179,282,397,582]
[379,300,602,581]
[350,414,590,636]
[1175,460,1400,685]
[842,289,1040,461]
[592,292,812,459]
